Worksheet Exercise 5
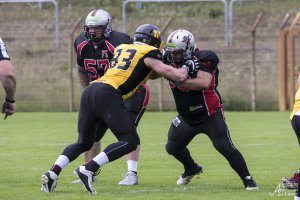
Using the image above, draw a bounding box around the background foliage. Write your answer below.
[0,0,299,111]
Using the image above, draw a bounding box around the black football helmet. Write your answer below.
[133,24,162,48]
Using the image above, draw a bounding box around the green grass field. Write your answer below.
[0,111,298,200]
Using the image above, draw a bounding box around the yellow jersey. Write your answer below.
[93,43,162,99]
[290,87,300,119]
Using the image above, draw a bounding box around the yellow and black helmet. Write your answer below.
[133,24,162,48]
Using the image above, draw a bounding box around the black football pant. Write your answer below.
[93,84,149,142]
[291,115,300,146]
[61,82,140,163]
[165,108,250,179]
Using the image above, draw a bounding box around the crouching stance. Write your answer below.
[163,29,258,190]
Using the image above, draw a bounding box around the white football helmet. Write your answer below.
[165,29,196,62]
[84,9,112,42]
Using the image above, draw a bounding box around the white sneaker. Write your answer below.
[41,171,58,192]
[118,171,138,186]
[74,166,97,194]
[176,165,203,185]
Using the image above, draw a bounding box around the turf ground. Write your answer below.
[0,111,298,200]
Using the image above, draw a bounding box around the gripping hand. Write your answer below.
[182,59,200,72]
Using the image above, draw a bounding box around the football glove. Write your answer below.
[182,59,200,72]
[162,50,172,64]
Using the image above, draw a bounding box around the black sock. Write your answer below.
[85,160,100,173]
[50,164,62,176]
[226,149,250,179]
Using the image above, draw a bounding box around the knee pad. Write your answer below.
[165,141,178,155]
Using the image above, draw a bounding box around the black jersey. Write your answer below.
[168,50,223,125]
[0,37,10,61]
[74,31,132,80]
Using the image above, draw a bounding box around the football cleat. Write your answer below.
[176,164,203,185]
[243,176,258,190]
[72,175,97,184]
[118,171,138,186]
[74,166,97,194]
[41,171,58,192]
[282,172,299,189]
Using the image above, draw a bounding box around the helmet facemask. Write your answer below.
[165,47,185,64]
[84,25,106,43]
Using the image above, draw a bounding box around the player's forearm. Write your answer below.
[2,75,16,101]
[0,60,16,100]
[163,67,187,83]
[77,70,90,88]
[179,78,209,91]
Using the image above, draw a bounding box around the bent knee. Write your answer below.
[213,142,236,157]
[165,141,178,155]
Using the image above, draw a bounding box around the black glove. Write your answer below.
[182,59,200,72]
[162,50,172,64]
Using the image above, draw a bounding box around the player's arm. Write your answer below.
[144,57,187,82]
[0,59,16,119]
[148,71,162,80]
[77,66,91,88]
[179,50,219,90]
[179,70,212,90]
[0,60,16,101]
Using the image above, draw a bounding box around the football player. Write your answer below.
[73,9,148,185]
[282,73,300,194]
[0,37,16,119]
[163,29,258,190]
[41,24,189,194]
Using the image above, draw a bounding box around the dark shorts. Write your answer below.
[94,83,149,142]
[167,108,235,152]
[78,82,140,146]
[291,115,300,146]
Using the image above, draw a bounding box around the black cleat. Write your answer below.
[243,176,258,190]
[176,164,203,185]
[74,166,97,194]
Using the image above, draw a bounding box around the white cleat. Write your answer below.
[118,171,138,186]
[74,166,97,194]
[41,171,58,192]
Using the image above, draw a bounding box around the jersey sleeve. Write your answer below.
[74,35,84,67]
[0,38,10,61]
[144,49,162,60]
[124,36,133,44]
[194,50,219,73]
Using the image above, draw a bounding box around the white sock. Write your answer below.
[127,160,138,172]
[92,152,109,167]
[54,155,70,169]
[295,196,300,200]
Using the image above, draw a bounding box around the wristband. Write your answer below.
[5,97,15,103]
